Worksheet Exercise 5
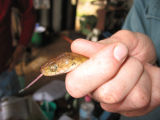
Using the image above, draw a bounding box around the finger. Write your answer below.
[99,30,138,52]
[102,30,156,63]
[92,57,144,104]
[71,39,105,57]
[119,64,160,117]
[120,106,154,117]
[120,101,155,117]
[145,64,160,101]
[66,42,128,98]
[99,70,151,113]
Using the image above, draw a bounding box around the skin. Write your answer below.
[65,30,160,117]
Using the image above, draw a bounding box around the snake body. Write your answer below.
[41,52,88,76]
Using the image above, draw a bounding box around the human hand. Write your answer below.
[8,44,25,71]
[65,30,160,116]
[100,30,156,64]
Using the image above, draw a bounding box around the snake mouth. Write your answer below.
[40,64,49,76]
[40,67,46,76]
[40,65,57,76]
[40,68,52,76]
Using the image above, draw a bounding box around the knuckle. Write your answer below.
[100,103,115,112]
[132,89,150,109]
[99,90,122,104]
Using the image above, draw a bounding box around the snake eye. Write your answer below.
[50,64,58,72]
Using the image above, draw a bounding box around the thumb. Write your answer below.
[66,42,128,98]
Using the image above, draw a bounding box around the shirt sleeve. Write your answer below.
[122,0,160,66]
[122,0,147,34]
[14,0,36,46]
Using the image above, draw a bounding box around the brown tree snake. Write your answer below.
[19,52,88,93]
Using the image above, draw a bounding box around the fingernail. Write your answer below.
[114,43,128,61]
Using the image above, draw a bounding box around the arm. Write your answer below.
[15,0,36,46]
[9,0,36,70]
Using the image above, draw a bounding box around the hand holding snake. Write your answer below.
[66,30,159,117]
[22,30,160,117]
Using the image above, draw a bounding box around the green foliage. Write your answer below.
[79,15,97,35]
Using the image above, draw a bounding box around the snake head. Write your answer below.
[40,59,58,76]
[40,52,88,76]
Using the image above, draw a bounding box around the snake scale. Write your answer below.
[19,52,88,92]
[41,52,88,76]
